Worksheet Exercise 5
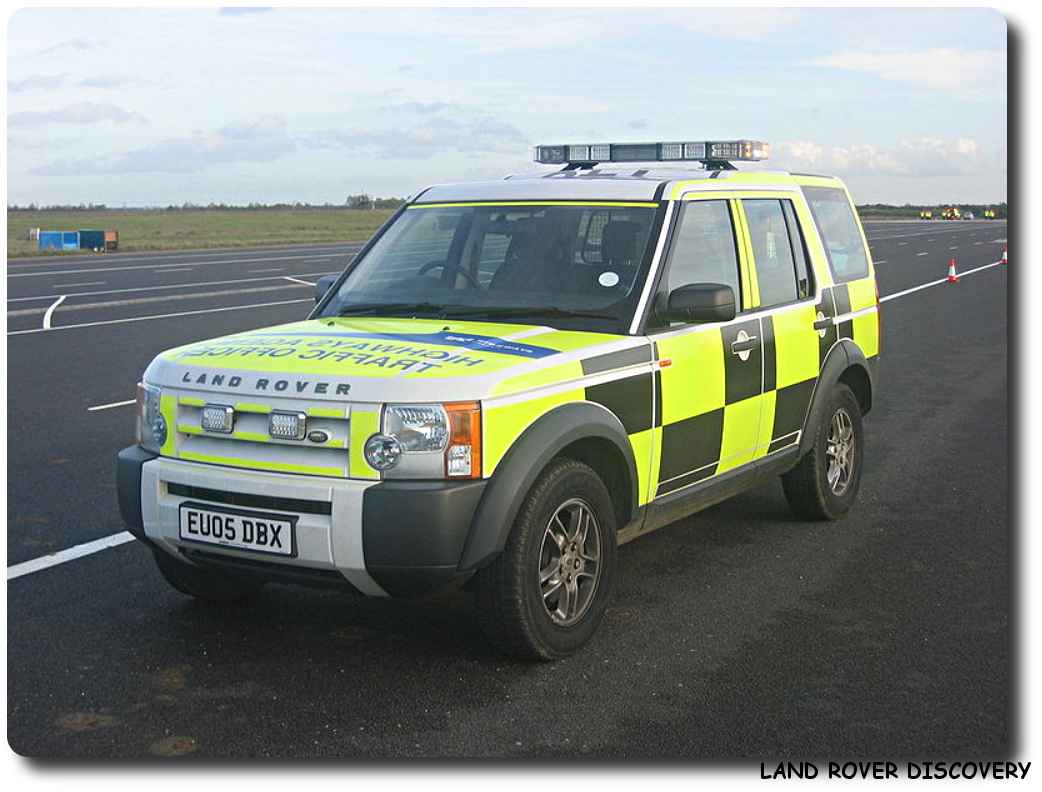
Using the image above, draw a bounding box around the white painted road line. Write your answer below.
[60,281,106,288]
[7,261,1006,580]
[87,399,137,411]
[8,532,137,581]
[8,297,312,336]
[159,267,195,273]
[879,261,1003,303]
[7,253,335,279]
[41,295,66,329]
[7,243,357,269]
[9,283,312,318]
[874,260,887,265]
[284,275,317,286]
[916,252,928,256]
[8,270,340,303]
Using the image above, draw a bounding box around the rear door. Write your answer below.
[737,197,821,459]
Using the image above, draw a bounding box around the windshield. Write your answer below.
[317,202,660,332]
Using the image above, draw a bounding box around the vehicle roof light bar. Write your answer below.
[533,140,770,170]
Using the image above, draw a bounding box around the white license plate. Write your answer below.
[178,502,296,557]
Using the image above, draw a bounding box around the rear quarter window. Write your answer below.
[803,186,870,283]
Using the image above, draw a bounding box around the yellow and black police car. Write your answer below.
[118,140,880,659]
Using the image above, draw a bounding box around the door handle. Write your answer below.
[813,317,833,331]
[730,336,759,356]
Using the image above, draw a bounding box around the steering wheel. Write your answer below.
[416,260,481,289]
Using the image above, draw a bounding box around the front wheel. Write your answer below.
[474,458,618,660]
[782,383,864,520]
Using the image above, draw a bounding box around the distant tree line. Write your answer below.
[8,196,408,212]
[8,199,1005,219]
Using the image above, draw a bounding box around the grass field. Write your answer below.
[7,208,395,258]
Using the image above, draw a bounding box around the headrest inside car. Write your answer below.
[600,221,644,263]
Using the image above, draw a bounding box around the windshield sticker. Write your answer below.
[598,271,620,288]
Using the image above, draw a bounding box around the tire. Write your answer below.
[153,549,263,602]
[473,458,618,660]
[782,383,864,521]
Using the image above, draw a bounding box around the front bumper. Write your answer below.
[117,447,486,597]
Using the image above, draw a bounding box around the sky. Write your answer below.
[6,6,1007,206]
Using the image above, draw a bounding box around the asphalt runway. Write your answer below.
[6,220,1009,758]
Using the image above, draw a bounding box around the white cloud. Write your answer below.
[773,137,1005,179]
[807,48,1005,93]
[9,135,79,151]
[35,37,95,56]
[9,73,138,93]
[8,101,145,128]
[668,8,810,42]
[218,7,273,16]
[79,74,137,89]
[8,73,67,92]
[33,117,294,175]
[300,104,527,159]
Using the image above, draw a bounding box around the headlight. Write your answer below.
[136,382,167,453]
[385,405,448,452]
[364,434,402,471]
[369,402,481,479]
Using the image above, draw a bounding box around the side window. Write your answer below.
[803,186,869,283]
[664,200,741,300]
[781,201,813,299]
[743,199,798,308]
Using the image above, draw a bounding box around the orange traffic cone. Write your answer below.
[1001,245,1007,265]
[947,257,960,283]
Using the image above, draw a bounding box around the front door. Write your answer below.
[649,197,764,499]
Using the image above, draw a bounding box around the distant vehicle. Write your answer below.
[919,210,933,220]
[963,211,975,220]
[983,208,997,219]
[941,207,962,221]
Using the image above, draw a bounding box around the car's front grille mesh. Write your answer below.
[171,392,351,477]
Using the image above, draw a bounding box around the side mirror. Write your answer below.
[315,274,338,304]
[666,283,736,324]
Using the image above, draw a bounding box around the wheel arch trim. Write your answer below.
[799,340,875,456]
[459,402,638,571]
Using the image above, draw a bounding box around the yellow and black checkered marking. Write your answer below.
[579,347,656,506]
[585,373,654,435]
[653,323,768,498]
[652,304,824,499]
[580,345,656,436]
[760,313,817,455]
[818,281,880,360]
[816,289,841,368]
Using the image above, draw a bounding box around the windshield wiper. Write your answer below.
[442,305,620,321]
[335,302,447,318]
